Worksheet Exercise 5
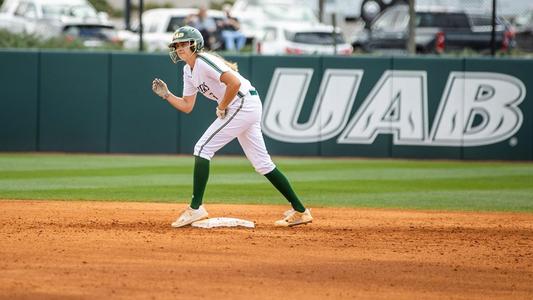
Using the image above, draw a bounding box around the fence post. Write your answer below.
[490,0,497,56]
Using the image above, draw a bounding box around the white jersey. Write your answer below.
[182,53,254,105]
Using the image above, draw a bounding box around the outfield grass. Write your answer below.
[0,153,532,212]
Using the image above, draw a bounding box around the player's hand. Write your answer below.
[152,78,170,99]
[216,106,226,119]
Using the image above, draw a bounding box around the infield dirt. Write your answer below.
[1,200,532,299]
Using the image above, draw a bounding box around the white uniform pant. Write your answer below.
[193,93,276,175]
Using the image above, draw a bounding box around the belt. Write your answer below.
[238,89,258,98]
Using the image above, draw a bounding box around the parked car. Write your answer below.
[0,0,111,40]
[122,8,226,51]
[63,23,121,48]
[255,21,353,55]
[353,5,515,54]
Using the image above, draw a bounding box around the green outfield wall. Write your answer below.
[0,50,531,160]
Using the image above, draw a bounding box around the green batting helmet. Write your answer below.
[168,26,204,63]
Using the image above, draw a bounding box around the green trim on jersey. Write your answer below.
[197,54,224,74]
[198,54,245,98]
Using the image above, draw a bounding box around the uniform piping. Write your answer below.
[198,97,245,157]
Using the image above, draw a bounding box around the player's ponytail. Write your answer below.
[223,60,239,72]
[207,52,239,72]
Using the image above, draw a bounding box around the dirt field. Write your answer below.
[1,200,532,299]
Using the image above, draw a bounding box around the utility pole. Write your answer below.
[139,0,144,51]
[407,0,416,54]
[490,0,497,56]
[332,13,337,55]
[125,0,131,30]
[319,0,324,22]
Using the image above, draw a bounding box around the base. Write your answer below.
[191,217,255,229]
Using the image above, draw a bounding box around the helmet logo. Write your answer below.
[175,32,185,39]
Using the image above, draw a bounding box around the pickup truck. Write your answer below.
[353,5,515,54]
[122,8,226,52]
[0,0,116,46]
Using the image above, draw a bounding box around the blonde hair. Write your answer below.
[206,51,239,72]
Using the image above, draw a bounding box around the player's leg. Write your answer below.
[190,107,248,209]
[237,123,312,226]
[172,106,248,228]
[237,120,307,214]
[190,155,209,209]
[171,154,211,227]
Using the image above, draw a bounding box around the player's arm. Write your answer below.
[218,71,241,111]
[165,93,196,114]
[152,78,196,114]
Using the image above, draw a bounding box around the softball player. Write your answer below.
[151,26,313,228]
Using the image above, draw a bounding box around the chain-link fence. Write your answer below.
[415,0,528,17]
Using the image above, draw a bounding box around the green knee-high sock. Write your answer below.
[190,156,210,209]
[264,168,306,212]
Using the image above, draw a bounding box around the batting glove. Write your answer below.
[216,106,227,119]
[152,78,170,99]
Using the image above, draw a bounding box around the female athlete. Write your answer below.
[151,26,313,228]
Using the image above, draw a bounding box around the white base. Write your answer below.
[191,217,255,229]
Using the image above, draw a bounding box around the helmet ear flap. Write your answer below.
[196,36,204,51]
[192,39,204,53]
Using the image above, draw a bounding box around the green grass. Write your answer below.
[0,153,532,212]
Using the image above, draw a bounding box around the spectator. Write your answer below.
[186,6,218,50]
[218,4,246,52]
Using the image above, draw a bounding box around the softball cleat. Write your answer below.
[171,205,209,228]
[275,209,313,227]
[283,208,295,217]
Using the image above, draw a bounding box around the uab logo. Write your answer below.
[262,68,525,147]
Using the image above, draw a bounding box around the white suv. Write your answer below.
[122,8,225,52]
[255,21,353,55]
[231,0,320,42]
